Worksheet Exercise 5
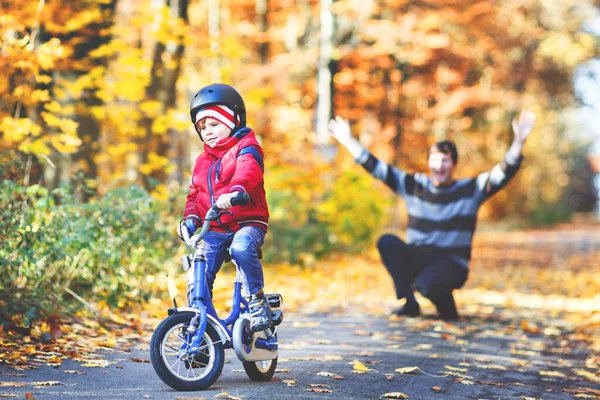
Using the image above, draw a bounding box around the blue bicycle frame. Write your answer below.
[187,246,249,352]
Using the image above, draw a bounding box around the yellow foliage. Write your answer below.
[140,100,163,118]
[108,143,138,157]
[140,152,174,175]
[58,9,103,34]
[35,74,52,84]
[31,89,50,103]
[19,138,51,155]
[36,38,64,69]
[0,117,42,143]
[44,101,62,113]
[151,184,169,201]
[50,133,82,154]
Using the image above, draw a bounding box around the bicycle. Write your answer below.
[150,192,283,391]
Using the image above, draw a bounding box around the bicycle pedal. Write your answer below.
[265,293,282,309]
[271,310,283,326]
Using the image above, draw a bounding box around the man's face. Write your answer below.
[428,150,455,186]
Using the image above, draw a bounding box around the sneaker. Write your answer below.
[249,294,272,332]
[431,293,459,321]
[391,301,421,317]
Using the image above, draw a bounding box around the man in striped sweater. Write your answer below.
[328,110,536,320]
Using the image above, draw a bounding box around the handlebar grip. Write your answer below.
[231,191,250,206]
[184,219,198,235]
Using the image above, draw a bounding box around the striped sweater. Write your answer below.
[357,149,523,266]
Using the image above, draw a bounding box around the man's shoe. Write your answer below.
[249,294,272,332]
[391,301,421,317]
[431,293,459,321]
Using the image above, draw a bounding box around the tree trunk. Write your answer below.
[316,0,334,161]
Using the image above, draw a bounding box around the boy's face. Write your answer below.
[428,150,455,186]
[198,117,232,147]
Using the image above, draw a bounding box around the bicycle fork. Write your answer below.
[185,245,209,355]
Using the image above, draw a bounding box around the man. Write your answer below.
[328,110,536,320]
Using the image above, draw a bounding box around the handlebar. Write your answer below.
[182,192,250,249]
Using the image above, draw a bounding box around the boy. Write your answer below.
[179,83,271,332]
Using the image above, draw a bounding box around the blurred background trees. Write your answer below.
[1,0,599,317]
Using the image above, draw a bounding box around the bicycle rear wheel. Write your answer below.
[242,357,277,381]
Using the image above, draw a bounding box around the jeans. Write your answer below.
[187,226,266,301]
[376,234,468,302]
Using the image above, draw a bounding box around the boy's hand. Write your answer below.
[216,192,240,210]
[177,216,201,240]
[512,109,536,144]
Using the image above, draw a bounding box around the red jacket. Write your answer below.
[184,128,269,233]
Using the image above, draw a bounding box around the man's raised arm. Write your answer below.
[478,109,536,198]
[328,116,409,195]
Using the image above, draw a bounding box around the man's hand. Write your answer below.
[512,109,536,144]
[215,192,240,210]
[328,116,363,158]
[328,116,353,145]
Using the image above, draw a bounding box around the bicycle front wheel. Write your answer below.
[150,312,224,391]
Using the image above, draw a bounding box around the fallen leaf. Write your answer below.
[64,370,86,375]
[572,369,600,383]
[309,384,330,388]
[317,371,335,377]
[282,379,296,387]
[395,366,419,374]
[539,370,566,378]
[458,379,475,385]
[81,360,111,368]
[0,394,18,398]
[444,365,468,372]
[0,382,27,388]
[213,392,242,400]
[143,395,151,399]
[131,358,151,363]
[431,386,442,392]
[32,381,62,386]
[382,392,409,399]
[351,359,370,372]
[384,374,394,381]
[275,368,289,373]
[305,388,332,393]
[476,364,507,371]
[413,344,432,350]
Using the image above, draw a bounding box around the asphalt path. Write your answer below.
[0,309,597,400]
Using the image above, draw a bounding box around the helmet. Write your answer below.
[190,83,246,136]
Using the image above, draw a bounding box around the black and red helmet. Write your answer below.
[190,83,246,136]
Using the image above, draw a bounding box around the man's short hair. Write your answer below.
[430,140,458,164]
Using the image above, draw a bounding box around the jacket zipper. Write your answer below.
[207,160,223,228]
[215,159,222,183]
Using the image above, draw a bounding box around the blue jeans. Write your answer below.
[376,234,469,301]
[187,226,266,301]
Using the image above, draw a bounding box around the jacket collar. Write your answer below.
[203,127,252,158]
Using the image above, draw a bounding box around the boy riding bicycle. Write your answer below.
[178,83,272,332]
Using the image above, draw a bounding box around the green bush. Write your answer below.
[0,180,179,323]
[263,167,388,265]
